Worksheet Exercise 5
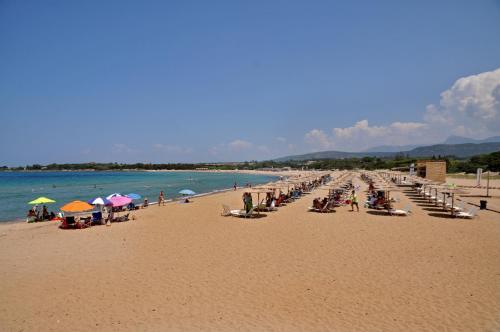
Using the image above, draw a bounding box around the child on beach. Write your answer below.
[350,190,359,212]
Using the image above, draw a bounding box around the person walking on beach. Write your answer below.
[158,191,165,206]
[350,190,359,212]
[234,182,237,191]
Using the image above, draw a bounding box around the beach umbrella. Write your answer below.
[108,196,132,207]
[60,200,94,212]
[87,197,112,206]
[250,188,272,215]
[125,193,142,200]
[106,193,122,199]
[28,197,56,205]
[179,189,196,196]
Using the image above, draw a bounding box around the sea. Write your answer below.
[0,171,279,222]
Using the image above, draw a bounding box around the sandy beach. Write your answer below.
[446,176,500,213]
[0,171,499,331]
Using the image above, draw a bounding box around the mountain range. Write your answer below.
[363,135,500,152]
[275,136,500,162]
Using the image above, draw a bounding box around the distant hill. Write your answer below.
[363,144,422,153]
[443,135,500,145]
[363,135,500,152]
[274,150,395,162]
[407,142,500,158]
[275,142,500,161]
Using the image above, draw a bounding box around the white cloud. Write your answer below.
[389,121,427,132]
[425,68,500,135]
[257,145,271,154]
[276,137,287,143]
[228,139,253,151]
[324,120,427,150]
[303,68,500,151]
[333,120,389,139]
[305,129,335,150]
[207,139,269,160]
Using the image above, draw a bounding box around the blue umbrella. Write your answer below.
[125,193,142,200]
[88,197,112,206]
[179,189,196,196]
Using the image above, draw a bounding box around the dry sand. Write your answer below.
[446,176,500,213]
[1,171,499,331]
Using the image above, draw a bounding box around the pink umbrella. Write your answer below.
[109,196,132,207]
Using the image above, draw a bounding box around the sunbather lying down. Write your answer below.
[112,213,130,222]
[308,198,335,213]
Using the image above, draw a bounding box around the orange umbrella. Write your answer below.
[60,200,94,212]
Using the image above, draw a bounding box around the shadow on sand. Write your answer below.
[422,207,448,212]
[427,212,455,219]
[366,210,390,216]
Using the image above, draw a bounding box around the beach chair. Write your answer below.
[60,216,76,229]
[113,213,130,222]
[91,211,103,225]
[263,201,278,212]
[389,204,412,216]
[455,207,478,219]
[77,216,92,228]
[221,204,241,217]
[308,201,335,213]
[449,201,465,212]
[230,208,255,218]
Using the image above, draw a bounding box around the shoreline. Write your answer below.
[0,170,297,225]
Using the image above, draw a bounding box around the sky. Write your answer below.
[1,0,500,165]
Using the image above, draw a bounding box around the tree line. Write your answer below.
[2,151,499,173]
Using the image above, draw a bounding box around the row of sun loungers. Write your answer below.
[222,174,333,219]
[369,170,479,219]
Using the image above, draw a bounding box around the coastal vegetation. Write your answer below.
[2,151,499,173]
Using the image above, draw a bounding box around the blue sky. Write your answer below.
[1,0,500,165]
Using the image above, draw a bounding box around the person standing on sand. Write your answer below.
[159,191,165,206]
[350,190,359,212]
[234,182,237,191]
[242,192,252,213]
[245,193,253,213]
[242,192,247,210]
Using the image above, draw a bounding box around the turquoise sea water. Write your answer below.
[0,171,278,222]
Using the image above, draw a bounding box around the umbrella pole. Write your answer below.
[451,194,454,216]
[257,193,260,215]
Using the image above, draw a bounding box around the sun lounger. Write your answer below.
[78,216,92,228]
[60,216,91,229]
[91,211,104,225]
[308,201,335,213]
[230,208,256,218]
[221,204,241,217]
[455,207,478,219]
[389,205,412,216]
[113,213,130,222]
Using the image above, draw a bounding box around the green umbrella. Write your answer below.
[28,197,56,205]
